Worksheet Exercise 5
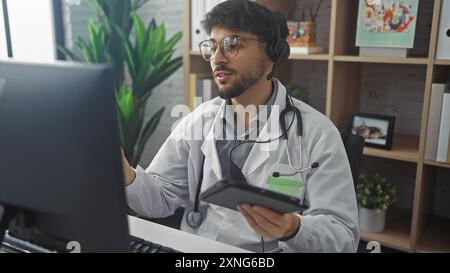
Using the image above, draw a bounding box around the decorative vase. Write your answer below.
[359,207,387,233]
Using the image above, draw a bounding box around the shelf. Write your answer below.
[360,208,412,252]
[190,51,202,56]
[435,59,450,66]
[334,55,429,65]
[417,216,450,253]
[289,53,329,61]
[363,134,419,163]
[424,160,450,169]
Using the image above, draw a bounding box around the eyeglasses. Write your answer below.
[199,35,259,62]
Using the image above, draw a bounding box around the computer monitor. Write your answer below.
[0,60,130,253]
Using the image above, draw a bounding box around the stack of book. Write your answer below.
[425,83,450,163]
[191,0,223,51]
[191,0,257,52]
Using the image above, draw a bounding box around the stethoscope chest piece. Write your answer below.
[187,209,203,228]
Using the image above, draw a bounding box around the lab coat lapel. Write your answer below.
[200,101,226,181]
[242,81,288,177]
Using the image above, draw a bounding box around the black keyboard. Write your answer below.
[129,235,182,253]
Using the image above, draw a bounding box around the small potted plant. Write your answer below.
[356,174,397,233]
[288,0,323,48]
[287,84,310,105]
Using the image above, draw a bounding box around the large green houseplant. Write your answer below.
[60,0,182,166]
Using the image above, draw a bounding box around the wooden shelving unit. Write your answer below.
[290,53,330,61]
[435,59,450,66]
[417,217,450,253]
[183,0,450,252]
[189,51,202,56]
[416,216,450,253]
[363,134,420,163]
[360,208,412,252]
[424,160,450,169]
[334,55,429,65]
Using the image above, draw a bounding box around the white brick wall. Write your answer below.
[64,0,184,167]
[64,0,449,218]
[137,0,184,167]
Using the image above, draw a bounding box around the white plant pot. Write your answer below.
[359,207,387,233]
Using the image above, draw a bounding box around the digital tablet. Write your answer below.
[200,180,307,214]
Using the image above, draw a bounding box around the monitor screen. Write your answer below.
[0,60,129,253]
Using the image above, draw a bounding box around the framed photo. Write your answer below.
[356,0,419,48]
[348,113,396,150]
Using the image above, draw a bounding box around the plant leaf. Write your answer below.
[57,46,82,62]
[133,107,165,165]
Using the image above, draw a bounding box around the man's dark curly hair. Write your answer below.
[201,0,289,50]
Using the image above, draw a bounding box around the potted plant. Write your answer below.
[356,174,397,233]
[289,0,323,48]
[59,0,182,167]
[286,83,310,104]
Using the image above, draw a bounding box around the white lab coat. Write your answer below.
[126,79,360,253]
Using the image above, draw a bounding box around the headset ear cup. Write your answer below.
[268,40,290,64]
[267,41,278,63]
[276,40,291,63]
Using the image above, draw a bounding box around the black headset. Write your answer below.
[187,9,295,229]
[265,10,291,80]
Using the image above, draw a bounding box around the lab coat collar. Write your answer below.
[201,99,226,180]
[242,79,287,176]
[200,79,288,180]
[221,80,279,138]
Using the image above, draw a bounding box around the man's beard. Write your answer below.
[217,63,267,100]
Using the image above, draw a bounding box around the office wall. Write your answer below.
[63,0,184,167]
[63,0,449,218]
[290,0,450,218]
[289,0,432,136]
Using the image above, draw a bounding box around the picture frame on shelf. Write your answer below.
[355,0,420,57]
[347,112,396,150]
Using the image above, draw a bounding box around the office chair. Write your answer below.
[340,129,365,186]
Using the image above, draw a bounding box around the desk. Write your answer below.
[128,216,252,253]
[0,216,251,253]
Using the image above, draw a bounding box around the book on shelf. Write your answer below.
[190,0,206,52]
[190,0,226,52]
[359,47,408,57]
[436,0,450,60]
[290,46,324,55]
[425,84,446,161]
[355,0,419,57]
[437,84,450,163]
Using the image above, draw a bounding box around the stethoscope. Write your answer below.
[186,93,320,228]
